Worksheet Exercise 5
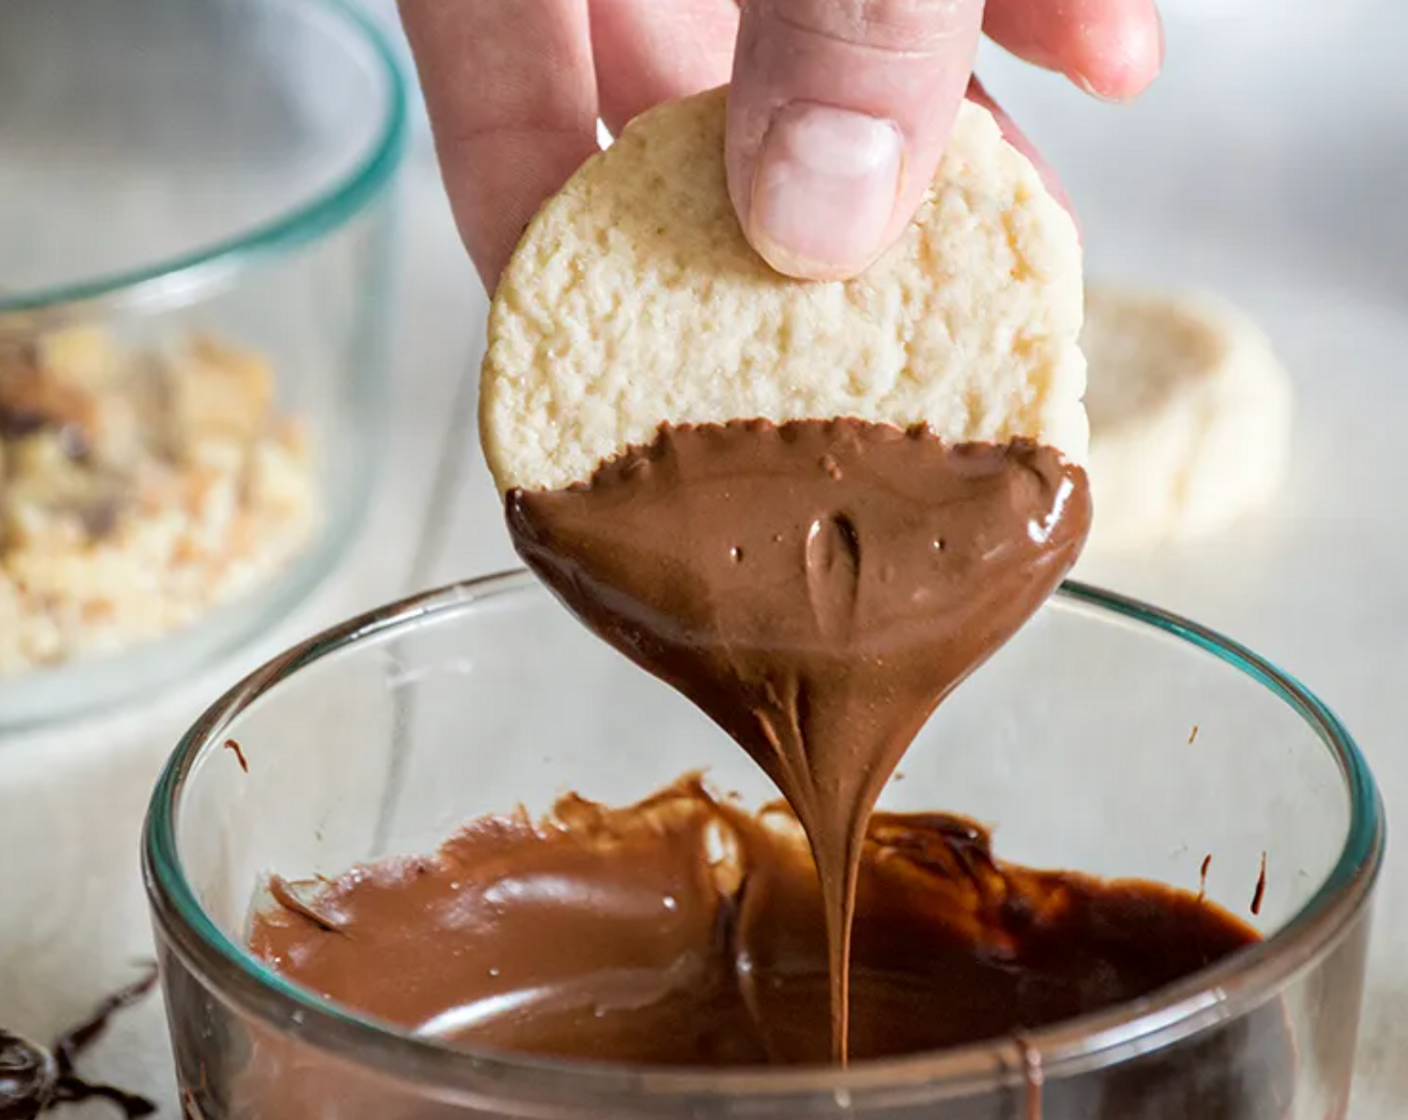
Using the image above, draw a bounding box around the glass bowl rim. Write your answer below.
[0,0,408,319]
[143,570,1385,1110]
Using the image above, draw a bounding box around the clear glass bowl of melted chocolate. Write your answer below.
[144,571,1382,1120]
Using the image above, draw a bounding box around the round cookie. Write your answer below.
[480,86,1086,494]
[1081,285,1294,552]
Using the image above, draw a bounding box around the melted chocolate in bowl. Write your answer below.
[249,781,1262,1068]
[506,419,1091,1059]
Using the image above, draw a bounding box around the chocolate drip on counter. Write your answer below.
[504,419,1092,1060]
[249,781,1261,1072]
[0,968,158,1120]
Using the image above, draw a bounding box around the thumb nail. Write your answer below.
[747,103,903,280]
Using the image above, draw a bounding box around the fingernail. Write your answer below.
[1071,71,1124,103]
[747,103,903,280]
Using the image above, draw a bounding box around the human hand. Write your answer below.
[399,0,1162,290]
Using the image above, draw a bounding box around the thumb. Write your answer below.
[727,0,985,280]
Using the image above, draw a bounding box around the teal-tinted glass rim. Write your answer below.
[143,571,1385,1112]
[0,0,408,318]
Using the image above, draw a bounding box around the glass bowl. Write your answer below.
[144,571,1383,1119]
[0,0,406,725]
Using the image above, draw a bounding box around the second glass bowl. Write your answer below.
[0,0,406,724]
[145,571,1383,1120]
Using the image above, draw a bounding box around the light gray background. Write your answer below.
[4,0,1407,1113]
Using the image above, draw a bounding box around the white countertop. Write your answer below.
[5,4,1408,1113]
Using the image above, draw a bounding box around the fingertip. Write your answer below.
[1069,3,1164,101]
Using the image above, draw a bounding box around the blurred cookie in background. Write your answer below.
[1081,284,1294,554]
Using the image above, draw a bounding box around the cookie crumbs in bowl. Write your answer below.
[0,327,319,674]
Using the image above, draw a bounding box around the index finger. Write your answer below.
[399,0,601,289]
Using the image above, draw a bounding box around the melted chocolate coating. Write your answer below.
[506,419,1091,1057]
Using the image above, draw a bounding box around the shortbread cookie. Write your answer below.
[481,87,1086,492]
[485,87,1093,1064]
[1082,285,1293,552]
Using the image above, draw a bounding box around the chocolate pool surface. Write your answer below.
[250,780,1259,1068]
